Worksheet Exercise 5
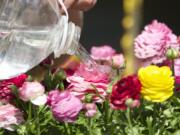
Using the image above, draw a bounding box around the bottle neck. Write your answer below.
[65,22,81,55]
[54,17,81,58]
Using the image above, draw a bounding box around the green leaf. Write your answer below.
[163,109,172,118]
[172,130,180,135]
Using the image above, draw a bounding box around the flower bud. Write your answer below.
[55,70,66,81]
[166,48,179,59]
[125,98,140,108]
[110,54,125,69]
[84,103,97,117]
[17,125,27,134]
[85,94,93,103]
[130,100,140,108]
[125,98,134,107]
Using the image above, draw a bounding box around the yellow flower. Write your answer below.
[138,65,174,102]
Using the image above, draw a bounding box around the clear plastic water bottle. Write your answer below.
[0,0,87,80]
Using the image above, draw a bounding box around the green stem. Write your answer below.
[126,108,134,135]
[28,103,32,121]
[110,110,115,122]
[88,118,92,135]
[171,59,179,96]
[37,117,41,135]
[36,107,41,135]
[110,110,115,133]
[171,59,175,76]
[105,101,109,123]
[104,101,110,133]
[64,122,71,135]
[147,118,153,135]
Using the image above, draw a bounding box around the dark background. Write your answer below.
[80,0,180,51]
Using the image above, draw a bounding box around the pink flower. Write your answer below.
[48,90,83,123]
[84,103,97,117]
[19,82,47,105]
[47,90,60,106]
[175,59,180,84]
[160,59,180,86]
[0,82,14,103]
[0,104,24,131]
[110,54,125,68]
[174,36,180,85]
[91,45,116,61]
[0,74,27,103]
[177,36,180,44]
[67,64,110,102]
[134,20,179,66]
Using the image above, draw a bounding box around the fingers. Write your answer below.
[72,0,97,11]
[62,0,76,9]
[62,0,97,11]
[68,10,83,27]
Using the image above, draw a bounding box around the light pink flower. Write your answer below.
[134,20,179,66]
[19,82,47,105]
[48,90,83,123]
[67,64,110,103]
[0,104,24,131]
[91,45,116,61]
[84,103,97,117]
[160,59,180,85]
[110,54,125,68]
[174,37,180,84]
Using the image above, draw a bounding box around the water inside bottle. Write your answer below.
[0,29,54,79]
[0,0,60,79]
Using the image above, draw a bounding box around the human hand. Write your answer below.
[63,0,97,11]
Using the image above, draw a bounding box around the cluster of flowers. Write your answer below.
[0,20,180,134]
[0,44,125,130]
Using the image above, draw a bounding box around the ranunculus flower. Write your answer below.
[110,54,125,68]
[67,63,110,103]
[138,65,174,102]
[6,74,28,88]
[0,82,14,103]
[48,90,83,123]
[175,59,180,84]
[19,82,47,105]
[110,75,141,110]
[84,103,97,117]
[134,20,179,66]
[0,104,24,131]
[173,36,180,85]
[0,74,27,103]
[91,45,116,61]
[47,90,60,106]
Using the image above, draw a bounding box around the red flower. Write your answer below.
[0,81,14,103]
[110,75,141,110]
[0,74,27,103]
[5,74,28,88]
